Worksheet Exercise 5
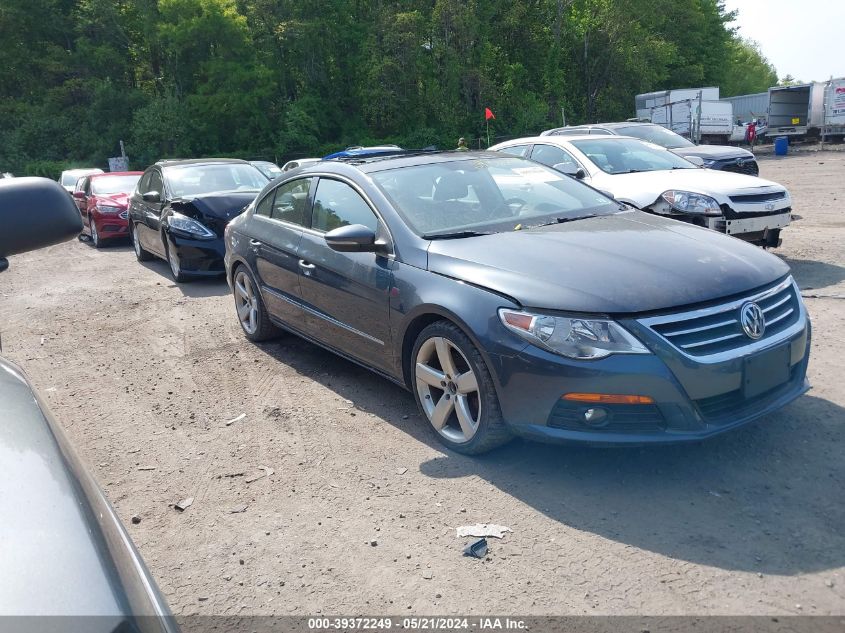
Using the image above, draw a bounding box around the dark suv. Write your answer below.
[542,122,759,176]
[128,158,267,282]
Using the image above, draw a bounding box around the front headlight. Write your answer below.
[96,204,123,214]
[167,212,215,238]
[701,159,717,167]
[661,190,721,216]
[498,309,650,360]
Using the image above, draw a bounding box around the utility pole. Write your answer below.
[696,91,703,144]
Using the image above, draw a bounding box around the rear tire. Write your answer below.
[233,264,280,342]
[131,222,152,261]
[411,321,512,454]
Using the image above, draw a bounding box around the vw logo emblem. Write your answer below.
[765,202,775,210]
[740,302,765,339]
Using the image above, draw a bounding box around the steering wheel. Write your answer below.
[485,197,527,219]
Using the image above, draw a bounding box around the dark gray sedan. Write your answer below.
[224,151,810,454]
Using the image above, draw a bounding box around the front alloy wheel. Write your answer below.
[412,321,511,454]
[90,220,102,248]
[165,239,190,283]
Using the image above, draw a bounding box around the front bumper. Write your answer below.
[488,291,811,445]
[705,211,791,237]
[166,232,226,276]
[92,213,129,237]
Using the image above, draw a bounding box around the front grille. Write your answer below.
[644,278,800,358]
[729,191,786,204]
[695,364,802,423]
[722,160,759,176]
[548,400,666,433]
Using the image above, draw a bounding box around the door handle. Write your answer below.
[249,239,262,247]
[298,259,316,270]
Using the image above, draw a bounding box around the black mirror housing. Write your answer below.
[142,191,161,204]
[0,178,83,260]
[324,224,377,253]
[553,163,586,179]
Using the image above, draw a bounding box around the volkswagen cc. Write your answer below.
[224,151,810,454]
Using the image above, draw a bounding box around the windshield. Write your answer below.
[614,125,694,148]
[570,138,696,175]
[253,162,282,179]
[61,170,99,186]
[165,163,268,198]
[371,156,619,237]
[91,175,141,195]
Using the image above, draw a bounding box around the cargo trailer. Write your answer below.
[766,82,826,138]
[823,77,845,139]
[635,88,733,143]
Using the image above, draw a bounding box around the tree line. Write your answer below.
[0,0,779,177]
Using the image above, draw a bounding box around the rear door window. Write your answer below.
[497,144,531,158]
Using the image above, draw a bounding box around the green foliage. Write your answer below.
[721,38,779,97]
[0,0,780,174]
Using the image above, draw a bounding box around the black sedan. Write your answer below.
[128,158,267,281]
[224,151,809,454]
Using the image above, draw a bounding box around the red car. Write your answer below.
[72,171,143,247]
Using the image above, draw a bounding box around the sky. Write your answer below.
[722,0,844,83]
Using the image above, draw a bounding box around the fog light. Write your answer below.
[582,407,609,427]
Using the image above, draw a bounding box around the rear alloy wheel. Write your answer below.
[131,223,152,261]
[233,265,279,342]
[90,220,102,248]
[412,321,511,454]
[165,239,190,283]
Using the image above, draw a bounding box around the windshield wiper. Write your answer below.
[528,214,597,228]
[422,230,493,240]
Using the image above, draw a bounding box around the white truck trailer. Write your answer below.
[822,77,845,139]
[635,88,733,143]
[766,82,826,138]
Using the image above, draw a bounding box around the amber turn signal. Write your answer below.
[562,393,654,405]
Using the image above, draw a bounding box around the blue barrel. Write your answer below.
[774,136,789,156]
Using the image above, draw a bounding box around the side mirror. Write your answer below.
[684,155,705,167]
[0,178,83,270]
[142,191,161,204]
[72,190,85,200]
[324,224,377,253]
[553,163,586,179]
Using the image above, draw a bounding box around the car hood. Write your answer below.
[0,358,175,626]
[95,192,130,208]
[426,210,788,313]
[172,191,258,221]
[600,169,786,207]
[670,145,754,161]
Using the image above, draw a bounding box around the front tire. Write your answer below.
[131,222,152,261]
[411,321,512,454]
[233,265,279,342]
[90,220,102,248]
[164,237,191,283]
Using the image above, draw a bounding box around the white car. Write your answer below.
[490,135,791,248]
[58,167,104,193]
[281,157,321,172]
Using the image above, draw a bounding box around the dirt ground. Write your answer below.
[1,153,843,618]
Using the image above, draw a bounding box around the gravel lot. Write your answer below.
[1,153,843,618]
